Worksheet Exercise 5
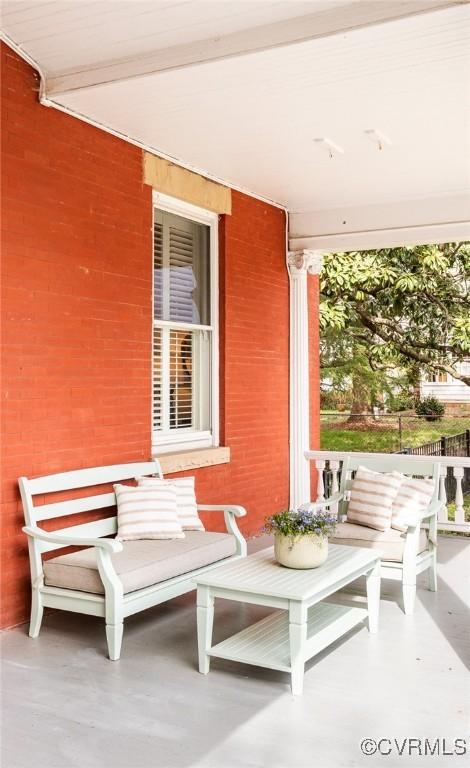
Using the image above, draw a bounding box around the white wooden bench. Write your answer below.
[19,460,247,660]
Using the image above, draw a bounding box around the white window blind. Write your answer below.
[153,204,215,451]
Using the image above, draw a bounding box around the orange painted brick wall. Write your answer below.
[1,43,153,627]
[1,43,319,629]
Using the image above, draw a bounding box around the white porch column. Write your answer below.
[287,250,323,509]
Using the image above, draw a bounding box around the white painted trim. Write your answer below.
[44,1,462,96]
[0,31,48,100]
[154,319,213,332]
[153,192,219,227]
[152,192,219,455]
[287,249,324,509]
[154,432,214,455]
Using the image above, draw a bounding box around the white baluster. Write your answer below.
[438,468,448,524]
[453,466,465,526]
[316,460,325,502]
[330,460,340,517]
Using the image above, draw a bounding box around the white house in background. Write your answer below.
[421,361,470,403]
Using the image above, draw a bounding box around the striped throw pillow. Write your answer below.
[137,475,205,531]
[114,482,184,541]
[347,466,403,532]
[391,476,435,532]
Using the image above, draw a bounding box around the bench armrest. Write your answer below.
[197,504,247,517]
[401,500,443,550]
[23,526,123,554]
[196,505,247,556]
[400,500,443,528]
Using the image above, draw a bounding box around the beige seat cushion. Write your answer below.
[330,522,429,562]
[44,531,237,595]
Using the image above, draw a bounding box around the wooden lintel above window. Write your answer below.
[143,152,231,215]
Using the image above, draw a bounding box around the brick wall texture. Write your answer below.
[1,42,320,628]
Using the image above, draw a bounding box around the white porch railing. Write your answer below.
[305,450,470,533]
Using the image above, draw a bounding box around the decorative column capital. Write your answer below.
[287,250,324,277]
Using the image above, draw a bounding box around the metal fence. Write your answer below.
[398,430,470,501]
[321,413,470,503]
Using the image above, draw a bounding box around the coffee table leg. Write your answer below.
[366,560,381,634]
[197,585,214,674]
[289,601,307,695]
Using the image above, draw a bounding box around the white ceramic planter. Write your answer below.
[274,533,328,569]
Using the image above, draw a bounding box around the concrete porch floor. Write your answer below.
[1,534,469,768]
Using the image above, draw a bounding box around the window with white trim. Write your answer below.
[152,194,219,453]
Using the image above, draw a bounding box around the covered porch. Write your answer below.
[1,1,470,766]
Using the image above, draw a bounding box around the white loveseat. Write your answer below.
[20,460,247,660]
[312,455,441,614]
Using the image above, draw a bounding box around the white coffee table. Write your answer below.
[195,544,381,695]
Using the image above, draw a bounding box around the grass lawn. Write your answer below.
[321,416,470,453]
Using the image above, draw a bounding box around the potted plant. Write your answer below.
[265,508,337,569]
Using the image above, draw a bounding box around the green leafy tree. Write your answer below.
[321,327,409,420]
[320,242,470,395]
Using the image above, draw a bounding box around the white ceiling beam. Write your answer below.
[289,221,470,251]
[290,194,470,237]
[289,193,470,250]
[46,0,466,97]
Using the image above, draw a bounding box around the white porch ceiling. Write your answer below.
[2,0,470,248]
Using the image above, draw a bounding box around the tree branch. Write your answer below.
[320,359,352,369]
[356,310,457,353]
[355,308,470,386]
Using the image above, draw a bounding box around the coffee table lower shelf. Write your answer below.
[208,601,368,674]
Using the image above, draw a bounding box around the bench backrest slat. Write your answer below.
[35,493,117,522]
[341,454,438,478]
[25,461,161,495]
[37,518,118,554]
[20,460,162,531]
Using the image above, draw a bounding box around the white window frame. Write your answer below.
[152,191,219,454]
